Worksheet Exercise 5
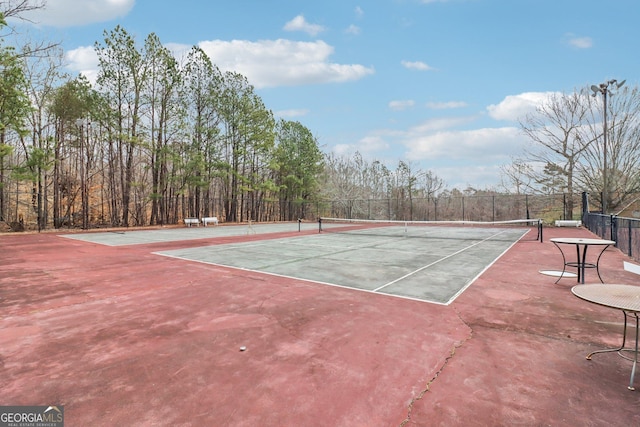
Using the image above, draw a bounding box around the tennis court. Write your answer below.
[59,221,318,246]
[66,219,540,304]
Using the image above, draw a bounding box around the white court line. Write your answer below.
[444,231,526,305]
[282,233,410,250]
[154,252,442,305]
[155,226,528,305]
[372,228,520,293]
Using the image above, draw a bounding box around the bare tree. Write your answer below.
[21,45,66,229]
[420,169,445,196]
[0,0,45,21]
[500,158,534,194]
[519,90,593,218]
[1,1,60,59]
[578,85,640,212]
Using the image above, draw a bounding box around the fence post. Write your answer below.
[581,192,589,223]
[492,195,495,222]
[434,198,438,221]
[629,220,633,258]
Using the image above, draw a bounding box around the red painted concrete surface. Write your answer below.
[1,226,639,426]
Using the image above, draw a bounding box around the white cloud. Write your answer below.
[355,6,364,18]
[65,45,99,83]
[330,135,390,158]
[66,38,374,89]
[404,126,523,161]
[565,33,593,49]
[198,39,374,88]
[275,109,310,118]
[410,116,477,133]
[426,101,468,110]
[389,100,415,111]
[338,117,516,162]
[358,136,390,153]
[333,143,355,156]
[345,24,361,35]
[328,107,528,189]
[13,0,134,27]
[487,92,558,121]
[436,164,503,190]
[283,15,326,37]
[329,123,523,190]
[570,37,593,49]
[164,43,192,62]
[401,60,434,71]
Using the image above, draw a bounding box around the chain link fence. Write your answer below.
[315,193,579,223]
[582,192,640,263]
[583,214,640,263]
[1,191,584,232]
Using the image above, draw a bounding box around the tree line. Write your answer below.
[1,22,328,229]
[0,9,454,231]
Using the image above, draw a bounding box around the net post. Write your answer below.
[318,217,322,233]
[538,219,543,242]
[298,218,301,232]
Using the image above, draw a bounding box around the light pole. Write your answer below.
[591,79,625,214]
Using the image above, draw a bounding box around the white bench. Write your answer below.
[202,216,219,226]
[555,220,582,227]
[184,218,199,227]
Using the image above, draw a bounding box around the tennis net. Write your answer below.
[318,217,543,242]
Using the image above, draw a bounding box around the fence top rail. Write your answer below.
[612,216,640,222]
[586,212,640,223]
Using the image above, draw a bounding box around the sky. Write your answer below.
[8,0,640,190]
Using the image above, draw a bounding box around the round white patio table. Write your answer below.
[572,284,640,391]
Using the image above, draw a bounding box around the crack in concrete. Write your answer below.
[399,308,473,426]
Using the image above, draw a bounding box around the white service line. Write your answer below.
[372,228,513,293]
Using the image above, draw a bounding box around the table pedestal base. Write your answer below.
[585,311,639,391]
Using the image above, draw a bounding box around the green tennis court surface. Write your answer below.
[153,224,533,304]
[60,221,318,246]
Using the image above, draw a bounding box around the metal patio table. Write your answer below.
[550,237,615,284]
[572,284,640,391]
